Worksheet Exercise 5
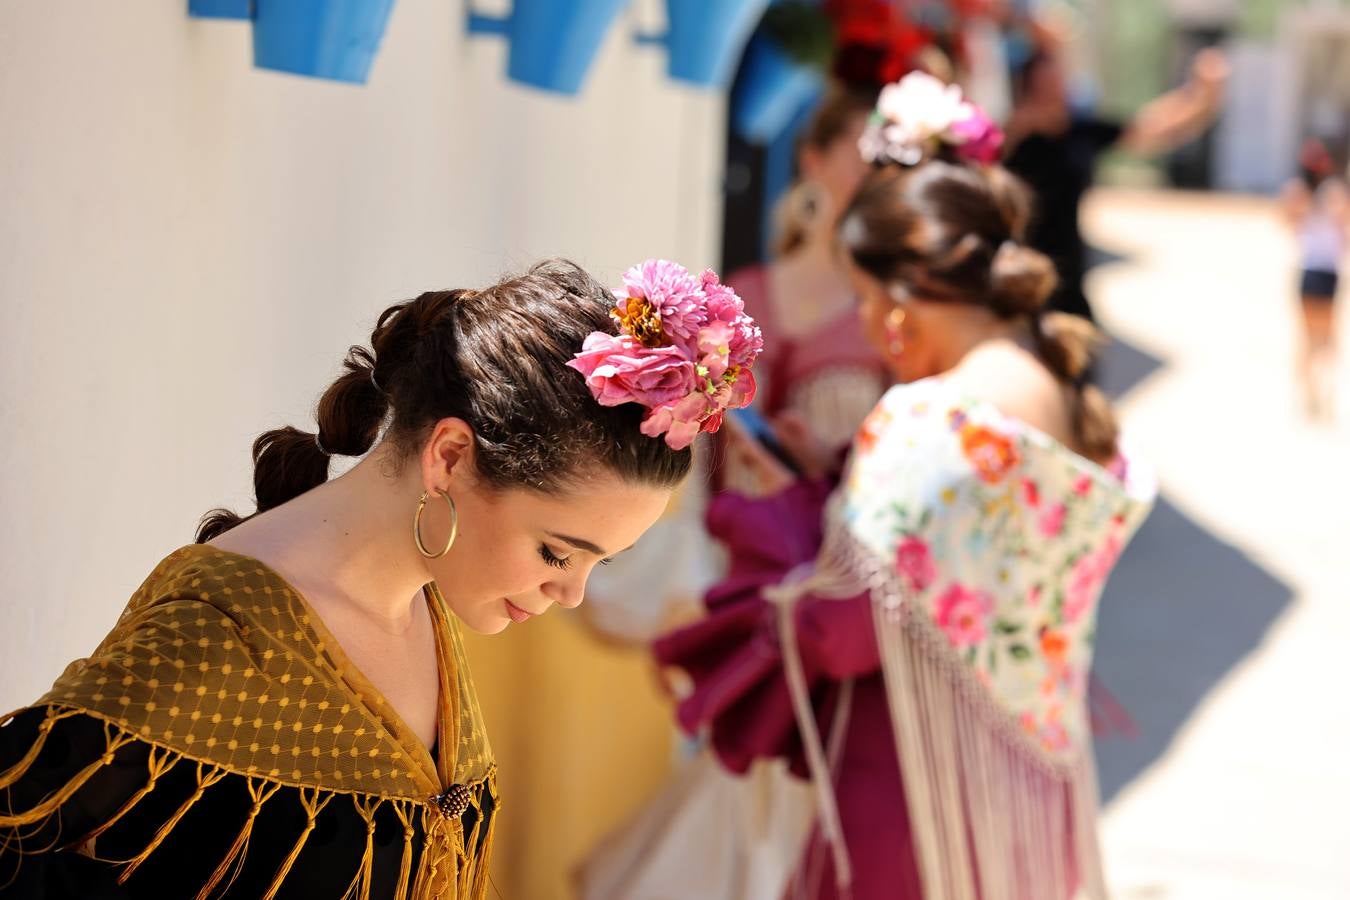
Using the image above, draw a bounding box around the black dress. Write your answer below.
[0,709,493,899]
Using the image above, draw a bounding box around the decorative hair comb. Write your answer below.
[858,71,1004,167]
[567,260,763,450]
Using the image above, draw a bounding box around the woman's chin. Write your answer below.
[452,602,513,635]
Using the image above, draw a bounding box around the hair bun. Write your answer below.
[990,241,1056,316]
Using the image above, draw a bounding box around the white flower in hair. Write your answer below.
[860,71,1003,167]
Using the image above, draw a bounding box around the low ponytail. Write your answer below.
[195,341,393,544]
[1031,313,1119,463]
[984,168,1120,464]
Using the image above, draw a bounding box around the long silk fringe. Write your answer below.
[0,706,496,899]
[770,522,1109,900]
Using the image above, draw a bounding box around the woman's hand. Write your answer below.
[721,415,797,498]
[770,411,836,480]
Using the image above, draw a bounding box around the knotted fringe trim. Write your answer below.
[0,705,498,900]
[769,517,1108,900]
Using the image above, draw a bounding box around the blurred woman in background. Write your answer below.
[1281,137,1348,420]
[658,75,1155,900]
[721,82,893,489]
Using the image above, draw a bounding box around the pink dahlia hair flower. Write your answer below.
[618,259,706,353]
[567,259,763,450]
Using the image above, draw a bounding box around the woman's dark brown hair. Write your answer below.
[197,259,692,542]
[838,160,1119,461]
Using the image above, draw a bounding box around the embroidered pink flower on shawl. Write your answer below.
[1037,503,1067,538]
[933,583,993,647]
[895,536,937,594]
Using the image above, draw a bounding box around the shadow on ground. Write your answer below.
[1092,494,1293,803]
[1098,333,1167,401]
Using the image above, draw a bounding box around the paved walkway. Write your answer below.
[1083,189,1349,899]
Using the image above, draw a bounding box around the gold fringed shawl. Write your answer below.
[768,379,1155,900]
[0,544,498,899]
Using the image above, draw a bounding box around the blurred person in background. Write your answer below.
[575,83,891,900]
[1004,42,1229,325]
[0,259,762,900]
[1281,137,1348,420]
[657,74,1155,900]
[720,81,893,491]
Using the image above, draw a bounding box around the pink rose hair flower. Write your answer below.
[567,260,763,451]
[569,334,697,409]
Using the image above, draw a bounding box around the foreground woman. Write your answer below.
[0,258,760,899]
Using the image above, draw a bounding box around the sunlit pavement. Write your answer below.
[1084,188,1350,899]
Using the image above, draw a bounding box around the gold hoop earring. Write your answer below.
[884,307,907,359]
[414,489,458,559]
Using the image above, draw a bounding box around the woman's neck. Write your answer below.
[223,449,434,633]
[931,309,1033,374]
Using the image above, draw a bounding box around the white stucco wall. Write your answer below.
[0,0,725,708]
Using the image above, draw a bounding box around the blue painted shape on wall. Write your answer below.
[252,0,397,85]
[468,0,632,96]
[189,0,251,19]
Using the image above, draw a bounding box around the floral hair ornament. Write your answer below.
[567,260,764,450]
[858,70,1004,167]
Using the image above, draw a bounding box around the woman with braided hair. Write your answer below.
[0,257,762,899]
[657,75,1154,899]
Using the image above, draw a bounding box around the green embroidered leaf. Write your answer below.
[1009,644,1032,660]
[995,620,1022,635]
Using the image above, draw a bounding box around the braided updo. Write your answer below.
[838,161,1119,461]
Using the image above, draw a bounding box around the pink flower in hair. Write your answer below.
[697,320,735,382]
[701,269,764,369]
[567,333,697,409]
[572,259,763,450]
[619,259,706,352]
[950,105,1004,164]
[860,71,1005,168]
[640,391,713,451]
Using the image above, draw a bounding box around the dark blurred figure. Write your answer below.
[1004,46,1229,323]
[1281,137,1348,421]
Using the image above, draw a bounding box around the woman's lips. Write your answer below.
[505,599,534,624]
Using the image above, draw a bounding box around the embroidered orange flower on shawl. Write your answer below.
[1039,628,1069,666]
[855,405,893,455]
[959,423,1021,484]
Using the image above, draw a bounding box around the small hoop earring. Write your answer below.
[884,307,907,359]
[414,489,458,559]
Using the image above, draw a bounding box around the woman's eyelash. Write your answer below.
[540,546,614,569]
[539,545,572,570]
